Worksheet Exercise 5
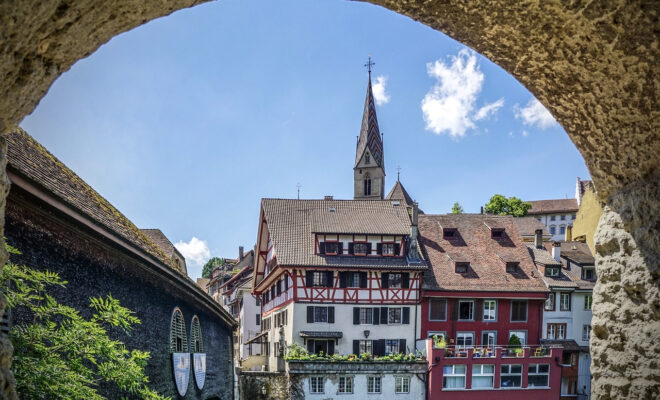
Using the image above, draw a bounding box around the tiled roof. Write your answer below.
[526,244,577,289]
[385,180,414,207]
[540,339,586,352]
[196,278,210,291]
[418,214,547,292]
[514,217,550,237]
[526,244,562,266]
[354,77,384,168]
[543,241,596,290]
[6,129,176,270]
[527,199,578,214]
[262,198,425,270]
[140,228,187,272]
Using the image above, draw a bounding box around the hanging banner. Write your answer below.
[172,353,190,396]
[193,353,207,389]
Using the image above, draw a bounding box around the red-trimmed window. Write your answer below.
[353,242,369,255]
[382,243,396,256]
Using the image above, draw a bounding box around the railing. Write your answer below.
[440,345,555,359]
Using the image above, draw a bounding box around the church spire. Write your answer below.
[354,57,385,200]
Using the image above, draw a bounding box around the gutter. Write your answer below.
[7,169,237,329]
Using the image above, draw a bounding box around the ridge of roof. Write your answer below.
[526,198,578,214]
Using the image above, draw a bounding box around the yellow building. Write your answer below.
[572,179,602,255]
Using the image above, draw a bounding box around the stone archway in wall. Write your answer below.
[0,1,657,399]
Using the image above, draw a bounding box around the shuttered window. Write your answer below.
[170,308,188,353]
[190,315,204,353]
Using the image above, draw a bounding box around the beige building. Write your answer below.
[571,178,602,255]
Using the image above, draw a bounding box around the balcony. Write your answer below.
[440,345,553,359]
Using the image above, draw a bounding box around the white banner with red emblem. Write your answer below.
[172,352,190,396]
[193,353,206,389]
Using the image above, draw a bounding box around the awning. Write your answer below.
[245,331,268,345]
[299,331,343,339]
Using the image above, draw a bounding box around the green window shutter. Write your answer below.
[170,308,189,353]
[190,316,204,353]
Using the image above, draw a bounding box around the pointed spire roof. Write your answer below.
[386,180,414,207]
[355,77,384,168]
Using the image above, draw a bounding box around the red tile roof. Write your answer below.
[527,199,578,214]
[419,214,547,293]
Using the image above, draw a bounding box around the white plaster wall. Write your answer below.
[265,302,295,371]
[533,213,576,241]
[299,373,425,399]
[291,302,417,355]
[578,352,592,399]
[542,290,574,339]
[240,291,262,359]
[572,291,593,347]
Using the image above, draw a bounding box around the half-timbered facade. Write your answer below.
[252,198,425,370]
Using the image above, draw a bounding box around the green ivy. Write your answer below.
[2,244,169,400]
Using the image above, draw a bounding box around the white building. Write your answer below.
[527,234,594,400]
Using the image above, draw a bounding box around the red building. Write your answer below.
[418,214,562,399]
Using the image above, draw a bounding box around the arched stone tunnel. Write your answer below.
[0,1,657,398]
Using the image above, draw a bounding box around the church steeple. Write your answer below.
[354,57,386,200]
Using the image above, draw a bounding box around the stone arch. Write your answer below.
[0,1,657,399]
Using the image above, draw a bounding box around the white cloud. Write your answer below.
[421,49,503,138]
[174,237,211,267]
[522,130,529,137]
[372,75,390,106]
[475,98,504,121]
[514,98,557,129]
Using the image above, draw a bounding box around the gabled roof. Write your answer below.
[418,214,547,293]
[527,199,578,214]
[544,241,596,290]
[140,228,187,273]
[514,217,551,237]
[6,129,176,270]
[354,77,384,168]
[260,198,425,269]
[385,180,414,207]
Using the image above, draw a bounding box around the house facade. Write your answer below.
[526,199,579,241]
[418,214,563,399]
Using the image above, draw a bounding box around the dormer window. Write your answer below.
[491,228,505,239]
[505,262,519,273]
[325,242,338,255]
[443,228,457,239]
[545,266,560,277]
[353,242,369,255]
[582,267,596,280]
[318,240,343,255]
[382,243,395,256]
[455,262,469,273]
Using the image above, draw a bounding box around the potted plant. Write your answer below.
[508,334,523,357]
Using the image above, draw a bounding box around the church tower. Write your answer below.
[354,59,385,200]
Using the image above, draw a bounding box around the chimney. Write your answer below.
[480,206,484,214]
[552,242,561,262]
[535,229,543,249]
[239,246,244,260]
[324,195,334,201]
[565,225,572,241]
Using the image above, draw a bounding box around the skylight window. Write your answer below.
[491,229,505,238]
[443,228,457,239]
[455,262,469,273]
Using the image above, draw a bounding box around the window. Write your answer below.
[346,272,361,288]
[584,294,593,310]
[353,242,369,255]
[547,323,566,340]
[458,300,474,321]
[442,365,466,389]
[546,266,560,277]
[190,315,203,353]
[388,273,402,288]
[528,364,550,387]
[324,242,339,255]
[395,376,410,393]
[365,153,370,164]
[338,376,353,394]
[550,226,556,235]
[561,215,566,221]
[311,271,328,287]
[572,214,576,220]
[509,331,527,345]
[314,306,328,323]
[388,308,402,324]
[310,376,324,394]
[359,340,372,355]
[500,365,522,388]
[472,364,495,388]
[382,243,396,256]
[483,300,497,321]
[560,225,566,235]
[506,262,519,273]
[429,298,447,321]
[170,308,188,353]
[455,262,469,273]
[359,308,373,324]
[364,179,372,196]
[561,377,578,395]
[482,331,496,348]
[582,267,596,280]
[550,216,556,221]
[443,228,457,239]
[511,300,527,322]
[491,229,504,238]
[545,293,555,311]
[256,314,261,325]
[308,339,334,355]
[385,339,400,354]
[560,293,571,311]
[582,325,591,342]
[456,332,474,348]
[367,376,381,393]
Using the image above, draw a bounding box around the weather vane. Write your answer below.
[296,183,301,200]
[397,165,401,181]
[364,56,375,77]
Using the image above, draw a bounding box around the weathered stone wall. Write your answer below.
[237,372,289,400]
[0,1,657,399]
[5,190,234,399]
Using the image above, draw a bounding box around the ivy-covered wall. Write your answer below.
[5,192,234,400]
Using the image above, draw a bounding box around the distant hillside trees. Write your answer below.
[202,257,226,279]
[451,202,464,214]
[484,194,532,217]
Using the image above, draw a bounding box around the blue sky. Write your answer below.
[20,0,590,279]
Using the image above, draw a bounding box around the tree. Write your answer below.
[451,202,464,214]
[484,194,532,217]
[202,257,225,279]
[2,244,167,400]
